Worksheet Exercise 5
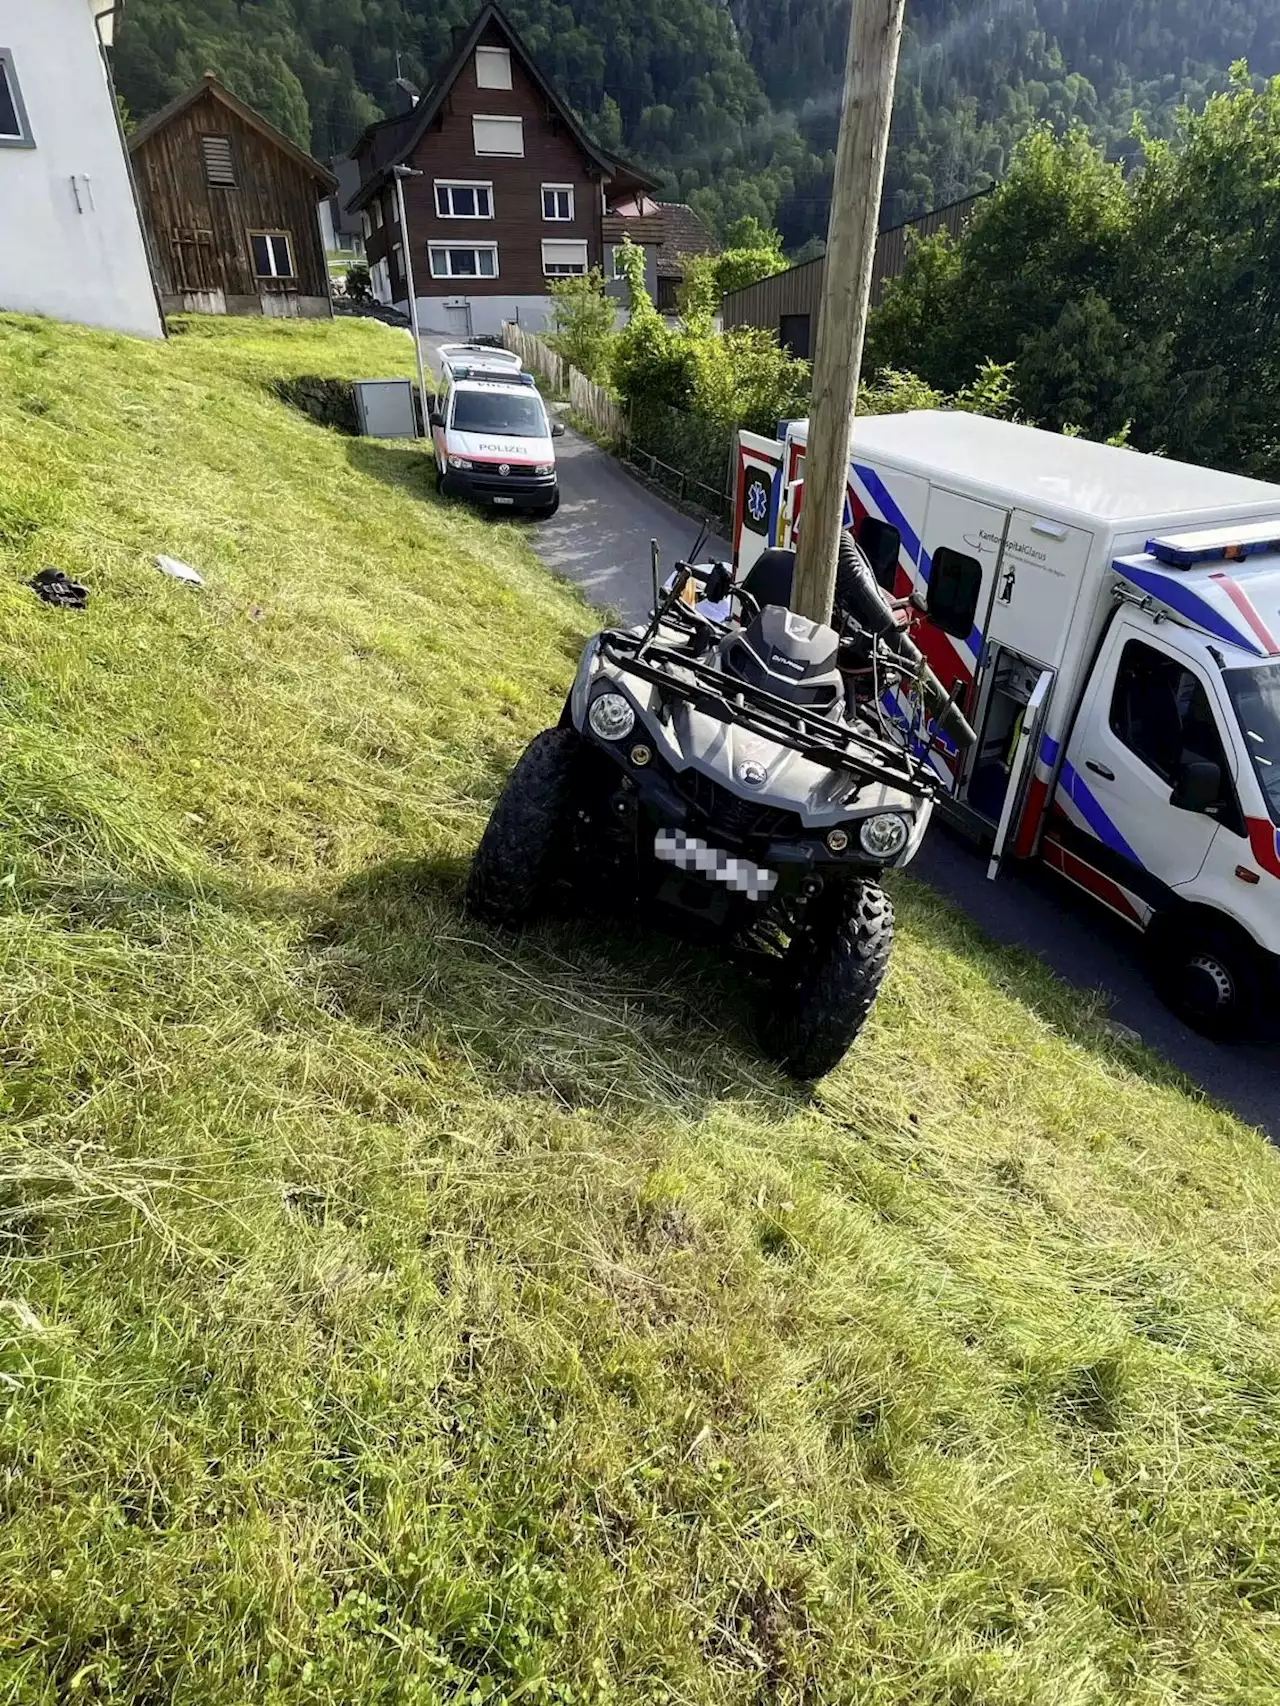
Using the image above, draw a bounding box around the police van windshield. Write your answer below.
[451,390,548,438]
[1225,660,1280,824]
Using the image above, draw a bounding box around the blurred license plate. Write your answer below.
[654,829,777,900]
[493,496,515,505]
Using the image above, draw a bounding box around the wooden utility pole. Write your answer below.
[790,0,907,624]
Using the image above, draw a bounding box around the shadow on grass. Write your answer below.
[345,436,437,502]
[22,839,1274,1132]
[286,844,1276,1133]
[309,850,803,1116]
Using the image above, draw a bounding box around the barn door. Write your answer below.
[170,227,216,293]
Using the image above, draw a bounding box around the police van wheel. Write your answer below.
[1154,917,1260,1040]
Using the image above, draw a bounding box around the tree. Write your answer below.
[547,270,617,383]
[113,2,1280,256]
[1126,65,1280,478]
[722,215,783,252]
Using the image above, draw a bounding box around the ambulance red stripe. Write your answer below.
[1208,571,1280,656]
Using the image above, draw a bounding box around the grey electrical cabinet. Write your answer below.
[353,379,418,439]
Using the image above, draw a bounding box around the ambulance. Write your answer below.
[733,410,1280,1034]
[429,344,563,516]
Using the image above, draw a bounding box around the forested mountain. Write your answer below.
[114,1,1280,245]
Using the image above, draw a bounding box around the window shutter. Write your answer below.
[541,239,588,274]
[202,135,235,188]
[474,47,512,90]
[472,115,524,156]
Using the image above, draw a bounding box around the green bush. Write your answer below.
[613,237,809,440]
[546,268,617,385]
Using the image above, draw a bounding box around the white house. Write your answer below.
[0,0,162,338]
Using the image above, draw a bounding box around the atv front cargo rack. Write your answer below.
[598,628,944,800]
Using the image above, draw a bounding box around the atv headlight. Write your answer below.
[448,455,475,470]
[588,692,636,742]
[859,813,911,860]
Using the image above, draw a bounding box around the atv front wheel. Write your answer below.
[765,881,894,1079]
[465,727,584,928]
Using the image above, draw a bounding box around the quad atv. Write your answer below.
[466,530,977,1079]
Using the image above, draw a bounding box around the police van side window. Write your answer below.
[1109,640,1243,830]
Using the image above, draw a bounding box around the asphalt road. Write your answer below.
[535,424,733,622]
[525,423,1279,1138]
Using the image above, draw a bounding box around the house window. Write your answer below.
[436,181,493,219]
[392,241,404,285]
[542,239,588,277]
[201,134,235,188]
[0,49,34,148]
[361,211,372,242]
[475,46,512,90]
[428,244,499,279]
[472,115,524,157]
[372,199,384,230]
[250,231,295,279]
[542,184,574,221]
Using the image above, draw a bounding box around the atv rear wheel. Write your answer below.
[764,880,894,1079]
[465,727,584,928]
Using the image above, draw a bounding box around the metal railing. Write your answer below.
[623,444,731,525]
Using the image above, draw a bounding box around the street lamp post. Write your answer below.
[392,165,431,438]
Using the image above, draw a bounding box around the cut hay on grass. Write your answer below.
[1,312,1279,1706]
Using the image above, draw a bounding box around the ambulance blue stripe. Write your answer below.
[1060,761,1142,865]
[853,462,984,657]
[1116,560,1266,656]
[1040,733,1060,766]
[854,464,921,562]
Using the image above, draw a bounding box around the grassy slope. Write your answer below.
[0,314,1278,1706]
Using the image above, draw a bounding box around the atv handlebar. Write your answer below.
[650,556,978,756]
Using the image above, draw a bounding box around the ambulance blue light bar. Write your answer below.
[1147,517,1280,567]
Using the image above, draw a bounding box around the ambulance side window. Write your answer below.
[927,547,982,638]
[1109,640,1243,831]
[855,516,901,593]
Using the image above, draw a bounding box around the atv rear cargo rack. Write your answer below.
[598,628,945,801]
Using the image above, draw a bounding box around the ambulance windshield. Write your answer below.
[1225,661,1280,824]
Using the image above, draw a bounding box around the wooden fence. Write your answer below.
[501,322,629,445]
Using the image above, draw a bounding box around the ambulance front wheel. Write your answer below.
[1151,914,1261,1040]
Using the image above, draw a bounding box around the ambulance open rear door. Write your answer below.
[987,667,1055,880]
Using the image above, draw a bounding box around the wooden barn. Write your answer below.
[129,75,337,318]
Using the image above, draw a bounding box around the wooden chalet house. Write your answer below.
[349,2,656,338]
[129,75,337,318]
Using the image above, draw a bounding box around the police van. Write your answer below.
[733,410,1280,1035]
[429,344,563,517]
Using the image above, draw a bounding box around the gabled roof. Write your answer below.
[655,203,718,279]
[346,2,651,212]
[129,74,339,193]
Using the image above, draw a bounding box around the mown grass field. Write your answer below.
[1,312,1278,1706]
